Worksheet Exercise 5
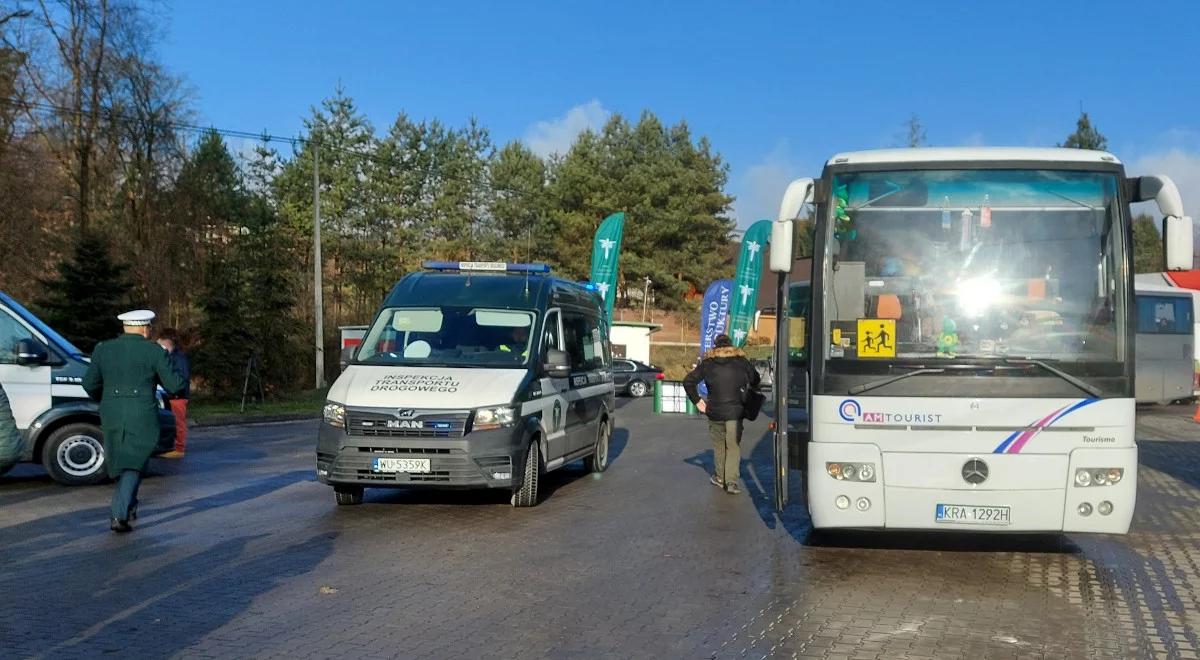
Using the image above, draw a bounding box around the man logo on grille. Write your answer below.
[396,409,418,419]
[962,459,989,485]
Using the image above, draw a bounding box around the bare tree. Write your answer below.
[7,0,134,231]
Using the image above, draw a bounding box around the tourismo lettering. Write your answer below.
[370,374,460,393]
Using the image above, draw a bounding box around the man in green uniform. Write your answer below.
[82,310,186,533]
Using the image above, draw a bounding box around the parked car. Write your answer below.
[612,359,663,397]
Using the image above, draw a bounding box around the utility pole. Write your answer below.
[313,140,325,389]
[641,276,652,322]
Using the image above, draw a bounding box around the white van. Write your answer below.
[0,291,176,484]
[317,262,617,507]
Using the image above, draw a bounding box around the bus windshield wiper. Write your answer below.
[848,367,945,395]
[1003,358,1102,398]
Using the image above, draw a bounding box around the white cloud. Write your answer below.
[959,132,987,147]
[732,141,806,230]
[523,100,610,158]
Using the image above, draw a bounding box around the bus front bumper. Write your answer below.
[807,443,1136,534]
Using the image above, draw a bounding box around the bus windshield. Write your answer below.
[356,307,537,368]
[822,168,1127,365]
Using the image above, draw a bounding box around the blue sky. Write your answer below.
[159,0,1200,226]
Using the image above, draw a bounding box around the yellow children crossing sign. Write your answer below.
[856,318,896,358]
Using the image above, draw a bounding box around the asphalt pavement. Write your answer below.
[1,399,1198,659]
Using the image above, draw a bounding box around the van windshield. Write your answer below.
[355,307,537,368]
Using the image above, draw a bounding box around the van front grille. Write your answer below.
[345,409,469,439]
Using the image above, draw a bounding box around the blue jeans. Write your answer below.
[111,469,142,521]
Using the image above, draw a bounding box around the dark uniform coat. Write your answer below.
[82,334,186,477]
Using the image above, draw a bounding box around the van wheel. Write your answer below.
[42,423,107,486]
[334,486,364,506]
[628,380,649,398]
[583,420,610,473]
[511,441,541,507]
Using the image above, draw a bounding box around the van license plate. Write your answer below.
[372,458,430,474]
[935,504,1011,525]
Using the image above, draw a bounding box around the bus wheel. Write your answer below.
[583,420,610,473]
[511,441,541,507]
[334,486,364,506]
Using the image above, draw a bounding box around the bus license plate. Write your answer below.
[372,458,430,474]
[935,504,1011,525]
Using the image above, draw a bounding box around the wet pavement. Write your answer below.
[1,400,1198,659]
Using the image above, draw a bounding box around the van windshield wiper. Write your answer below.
[1003,358,1102,398]
[848,367,945,395]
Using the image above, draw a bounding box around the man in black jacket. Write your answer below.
[683,334,760,494]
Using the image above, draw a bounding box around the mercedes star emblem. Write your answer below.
[962,459,989,485]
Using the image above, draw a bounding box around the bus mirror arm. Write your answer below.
[1133,175,1194,270]
[771,178,815,273]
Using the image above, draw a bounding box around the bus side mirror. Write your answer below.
[1133,175,1193,271]
[16,338,48,366]
[1164,215,1194,271]
[544,349,571,379]
[771,178,815,273]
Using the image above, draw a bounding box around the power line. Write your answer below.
[0,95,537,197]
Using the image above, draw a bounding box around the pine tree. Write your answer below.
[548,111,734,309]
[1061,111,1108,150]
[1132,214,1165,273]
[491,141,551,264]
[193,253,250,397]
[36,231,133,352]
[901,114,927,147]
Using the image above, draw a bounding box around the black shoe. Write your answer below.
[110,516,132,533]
[724,482,743,495]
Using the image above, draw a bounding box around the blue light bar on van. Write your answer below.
[422,261,551,274]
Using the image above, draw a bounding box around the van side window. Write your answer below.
[543,310,562,352]
[562,312,606,371]
[0,311,36,364]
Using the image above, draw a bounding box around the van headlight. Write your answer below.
[323,402,346,429]
[474,406,515,431]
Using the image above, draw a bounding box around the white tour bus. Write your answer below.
[767,147,1194,534]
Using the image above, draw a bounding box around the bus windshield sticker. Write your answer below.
[856,318,896,358]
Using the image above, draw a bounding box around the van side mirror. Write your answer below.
[543,349,571,379]
[339,346,356,372]
[16,338,48,366]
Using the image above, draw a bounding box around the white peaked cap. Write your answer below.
[117,309,156,326]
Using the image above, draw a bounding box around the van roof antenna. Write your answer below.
[523,214,534,297]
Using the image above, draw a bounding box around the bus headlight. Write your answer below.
[826,462,877,482]
[1075,468,1123,487]
[323,402,346,429]
[474,406,516,431]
